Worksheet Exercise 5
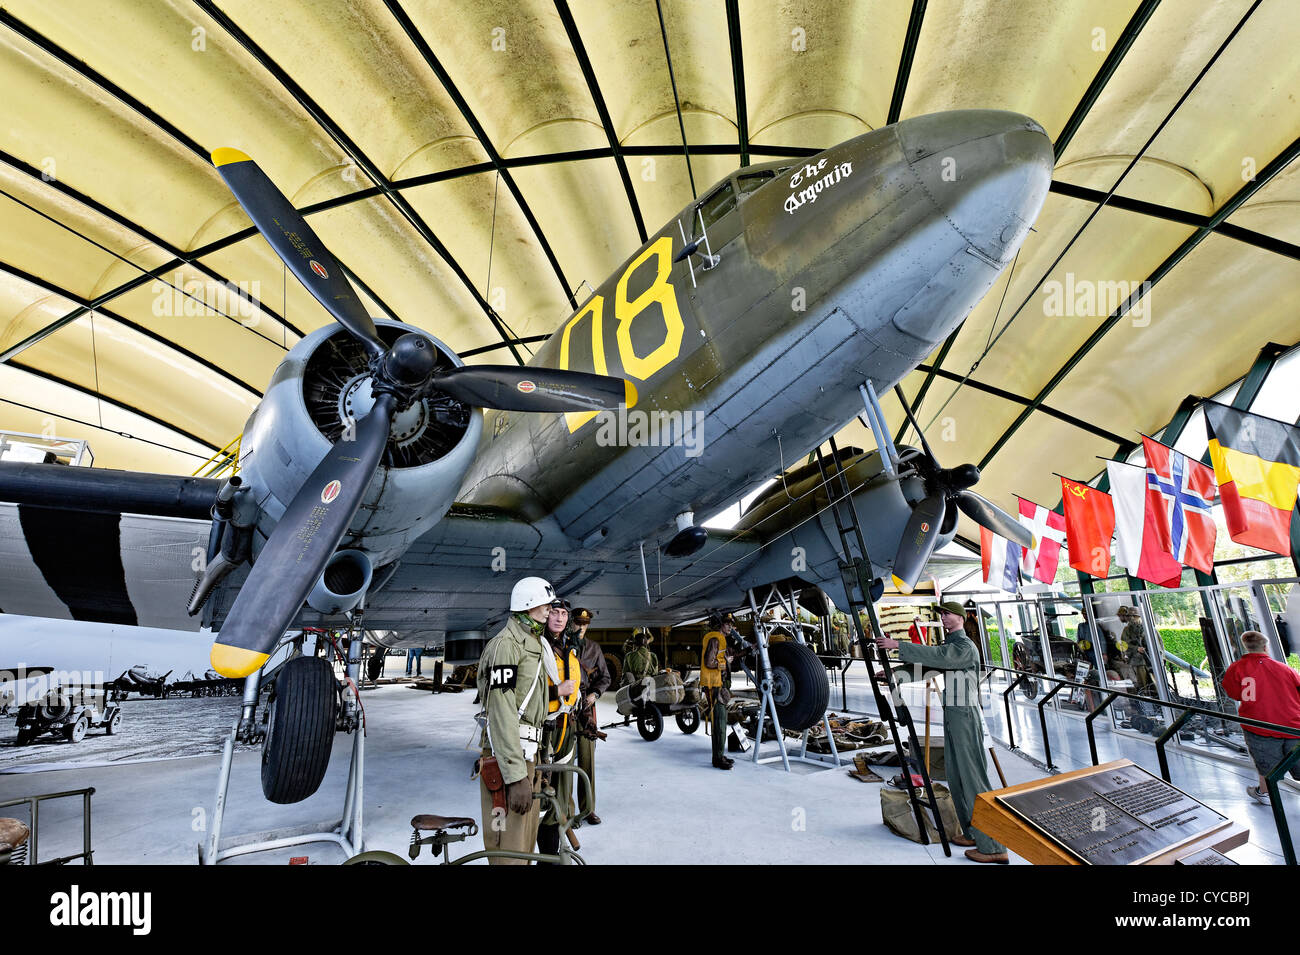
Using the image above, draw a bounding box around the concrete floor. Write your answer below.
[0,665,1288,864]
[0,675,1034,865]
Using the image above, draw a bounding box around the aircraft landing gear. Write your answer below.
[261,655,338,804]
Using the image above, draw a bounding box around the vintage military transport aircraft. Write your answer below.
[0,109,1049,802]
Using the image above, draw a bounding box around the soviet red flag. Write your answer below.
[1060,476,1115,578]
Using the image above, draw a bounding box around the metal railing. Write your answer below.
[0,786,95,865]
[986,663,1300,864]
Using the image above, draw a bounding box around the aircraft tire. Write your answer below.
[765,641,830,732]
[261,655,338,804]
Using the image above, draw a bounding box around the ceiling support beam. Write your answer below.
[384,0,575,310]
[654,0,696,199]
[553,0,647,243]
[1053,0,1161,159]
[1049,179,1300,260]
[7,359,222,454]
[0,259,263,400]
[886,0,927,125]
[724,0,749,168]
[907,0,1158,443]
[913,362,1129,445]
[192,0,523,364]
[977,135,1300,471]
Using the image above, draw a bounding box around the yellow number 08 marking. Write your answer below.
[564,235,684,433]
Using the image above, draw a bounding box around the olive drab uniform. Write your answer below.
[537,636,581,859]
[476,613,552,865]
[575,633,610,819]
[623,644,658,682]
[896,627,1006,857]
[700,630,729,763]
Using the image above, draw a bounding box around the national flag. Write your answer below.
[1060,476,1115,577]
[1204,401,1300,556]
[1143,436,1217,575]
[1107,459,1182,588]
[980,525,1020,593]
[1016,497,1067,584]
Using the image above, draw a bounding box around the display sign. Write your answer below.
[997,762,1226,865]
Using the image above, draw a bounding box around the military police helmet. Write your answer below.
[510,576,555,612]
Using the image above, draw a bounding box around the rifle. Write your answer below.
[576,697,607,740]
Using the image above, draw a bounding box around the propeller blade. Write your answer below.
[432,365,637,413]
[212,148,384,358]
[891,493,946,594]
[209,393,397,678]
[955,490,1035,549]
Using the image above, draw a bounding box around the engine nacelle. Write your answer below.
[308,549,373,615]
[235,320,484,571]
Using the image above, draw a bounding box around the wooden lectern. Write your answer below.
[972,759,1248,865]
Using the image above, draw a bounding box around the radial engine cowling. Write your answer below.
[236,320,484,572]
[308,550,373,616]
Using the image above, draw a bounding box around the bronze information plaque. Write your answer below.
[997,763,1227,865]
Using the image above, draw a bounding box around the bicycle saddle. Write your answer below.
[410,814,476,832]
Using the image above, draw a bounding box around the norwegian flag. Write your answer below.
[1142,436,1218,575]
[1016,497,1067,584]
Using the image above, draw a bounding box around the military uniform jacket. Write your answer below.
[576,634,611,697]
[896,628,983,711]
[700,630,726,688]
[477,614,550,785]
[624,646,658,680]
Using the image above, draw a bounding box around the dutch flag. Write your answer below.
[980,525,1020,593]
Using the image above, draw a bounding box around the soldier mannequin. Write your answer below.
[537,599,581,863]
[879,600,1009,864]
[624,628,659,681]
[475,576,568,865]
[701,614,734,770]
[572,608,609,825]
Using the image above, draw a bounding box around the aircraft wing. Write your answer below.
[0,462,219,631]
[0,460,978,642]
[202,502,772,637]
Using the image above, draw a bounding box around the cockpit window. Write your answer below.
[736,171,774,202]
[693,181,736,237]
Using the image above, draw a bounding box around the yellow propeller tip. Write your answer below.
[210,642,269,679]
[211,147,252,167]
[891,574,913,595]
[623,379,638,407]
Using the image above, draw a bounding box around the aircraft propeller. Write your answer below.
[207,149,633,678]
[890,396,1033,594]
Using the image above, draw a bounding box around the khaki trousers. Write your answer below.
[576,734,596,816]
[479,759,540,865]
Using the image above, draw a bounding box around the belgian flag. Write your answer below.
[1204,401,1300,556]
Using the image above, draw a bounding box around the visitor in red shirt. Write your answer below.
[1222,630,1300,803]
[907,615,924,644]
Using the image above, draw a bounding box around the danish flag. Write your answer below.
[1016,497,1067,584]
[1142,436,1217,575]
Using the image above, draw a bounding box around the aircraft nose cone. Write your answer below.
[897,110,1054,263]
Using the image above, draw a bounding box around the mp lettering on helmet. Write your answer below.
[489,664,518,690]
